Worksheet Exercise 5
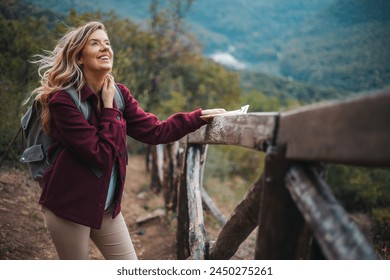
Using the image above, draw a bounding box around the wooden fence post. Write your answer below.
[208,177,263,259]
[285,164,378,259]
[149,145,162,193]
[255,145,311,259]
[176,144,190,260]
[177,144,208,259]
[162,142,182,210]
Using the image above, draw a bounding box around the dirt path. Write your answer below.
[0,156,176,260]
[0,155,254,260]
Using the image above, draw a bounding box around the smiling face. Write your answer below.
[78,29,114,75]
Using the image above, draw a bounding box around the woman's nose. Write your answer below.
[100,44,110,51]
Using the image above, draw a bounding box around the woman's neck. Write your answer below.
[86,80,103,93]
[83,71,107,93]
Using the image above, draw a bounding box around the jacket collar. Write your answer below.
[79,84,98,102]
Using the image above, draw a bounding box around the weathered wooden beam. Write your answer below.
[255,146,311,259]
[201,188,226,226]
[277,88,390,167]
[149,145,162,193]
[285,163,378,259]
[188,113,278,151]
[208,178,263,260]
[136,208,165,226]
[162,142,182,210]
[176,144,190,260]
[196,145,227,225]
[185,145,208,260]
[156,144,164,185]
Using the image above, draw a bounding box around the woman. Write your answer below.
[30,21,224,260]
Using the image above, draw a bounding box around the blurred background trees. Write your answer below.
[1,0,389,258]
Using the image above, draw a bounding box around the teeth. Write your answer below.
[100,56,109,60]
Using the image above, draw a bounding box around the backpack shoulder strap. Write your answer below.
[114,84,125,113]
[64,87,90,120]
[65,86,123,117]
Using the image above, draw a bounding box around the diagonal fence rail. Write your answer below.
[149,87,390,260]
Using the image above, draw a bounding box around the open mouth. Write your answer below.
[98,55,110,61]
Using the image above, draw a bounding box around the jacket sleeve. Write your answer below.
[117,84,207,145]
[49,91,125,172]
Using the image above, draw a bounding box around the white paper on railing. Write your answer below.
[223,104,249,115]
[204,105,250,118]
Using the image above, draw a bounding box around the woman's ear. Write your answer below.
[77,53,83,65]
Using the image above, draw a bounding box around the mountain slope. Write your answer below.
[280,0,390,91]
[20,0,390,92]
[21,0,330,62]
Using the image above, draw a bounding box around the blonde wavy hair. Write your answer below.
[29,21,108,134]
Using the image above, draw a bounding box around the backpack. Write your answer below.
[1,84,124,185]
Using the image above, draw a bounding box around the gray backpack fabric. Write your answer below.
[19,85,124,184]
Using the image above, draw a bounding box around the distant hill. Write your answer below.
[21,0,330,68]
[280,0,390,92]
[20,0,390,93]
[239,70,350,104]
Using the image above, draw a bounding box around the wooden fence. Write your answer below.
[149,87,390,260]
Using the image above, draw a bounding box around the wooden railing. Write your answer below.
[150,87,390,260]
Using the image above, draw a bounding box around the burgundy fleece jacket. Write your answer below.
[40,83,206,229]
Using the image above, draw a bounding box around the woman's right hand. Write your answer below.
[102,75,115,108]
[200,108,226,122]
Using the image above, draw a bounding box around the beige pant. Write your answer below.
[42,206,138,260]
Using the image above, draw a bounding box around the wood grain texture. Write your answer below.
[277,88,390,166]
[185,145,208,259]
[285,164,377,259]
[188,113,278,151]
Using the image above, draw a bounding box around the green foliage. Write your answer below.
[168,57,242,113]
[240,70,350,105]
[327,165,390,212]
[241,90,281,112]
[372,208,390,227]
[280,21,390,92]
[203,145,264,211]
[371,206,390,258]
[20,0,390,93]
[0,1,242,157]
[204,145,264,187]
[189,0,390,92]
[0,0,52,157]
[327,164,390,256]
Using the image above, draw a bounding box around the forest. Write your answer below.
[19,0,390,93]
[0,0,389,258]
